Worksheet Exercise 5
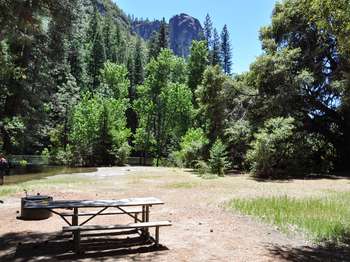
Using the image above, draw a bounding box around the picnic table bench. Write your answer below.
[24,197,171,253]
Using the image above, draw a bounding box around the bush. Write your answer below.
[225,119,252,169]
[168,151,185,168]
[19,160,28,167]
[42,145,75,166]
[247,117,298,178]
[194,160,210,175]
[115,142,131,166]
[173,128,209,168]
[246,117,335,178]
[209,139,229,176]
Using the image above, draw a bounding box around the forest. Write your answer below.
[0,0,349,179]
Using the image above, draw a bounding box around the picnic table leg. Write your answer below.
[155,226,159,246]
[72,208,81,253]
[72,208,78,226]
[145,205,150,238]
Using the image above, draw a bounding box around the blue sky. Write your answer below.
[114,0,277,74]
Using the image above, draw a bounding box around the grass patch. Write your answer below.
[197,173,219,180]
[0,174,91,198]
[164,181,199,189]
[228,193,350,244]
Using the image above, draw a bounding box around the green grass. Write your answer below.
[228,193,350,244]
[0,175,91,198]
[164,181,199,189]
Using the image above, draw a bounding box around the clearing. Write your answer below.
[0,166,349,261]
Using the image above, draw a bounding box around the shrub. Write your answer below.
[246,117,335,178]
[42,145,75,166]
[168,151,185,168]
[174,128,209,168]
[225,119,252,169]
[19,160,28,167]
[209,139,229,176]
[194,160,210,175]
[115,142,131,166]
[246,117,297,178]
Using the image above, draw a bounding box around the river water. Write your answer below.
[2,166,96,185]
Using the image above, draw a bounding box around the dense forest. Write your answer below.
[0,0,349,178]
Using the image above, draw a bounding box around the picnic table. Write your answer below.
[24,197,171,253]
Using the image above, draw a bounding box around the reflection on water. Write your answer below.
[3,166,97,185]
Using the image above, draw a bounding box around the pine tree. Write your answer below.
[87,10,106,90]
[148,31,159,60]
[126,54,134,89]
[103,15,113,61]
[203,14,213,49]
[134,37,144,86]
[212,28,221,66]
[157,18,168,53]
[221,25,232,75]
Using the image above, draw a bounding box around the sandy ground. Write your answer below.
[1,166,350,261]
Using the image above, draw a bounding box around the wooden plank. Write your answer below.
[63,221,172,232]
[61,209,142,217]
[24,197,164,209]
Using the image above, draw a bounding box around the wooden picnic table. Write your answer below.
[24,197,171,253]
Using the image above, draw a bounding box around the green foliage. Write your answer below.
[196,65,226,144]
[0,0,348,175]
[69,93,130,166]
[247,117,297,178]
[99,62,129,99]
[188,41,209,97]
[211,29,221,66]
[175,128,209,168]
[209,139,229,176]
[19,160,28,168]
[203,14,213,49]
[225,120,253,169]
[134,49,193,165]
[246,117,335,178]
[194,160,210,175]
[220,25,232,74]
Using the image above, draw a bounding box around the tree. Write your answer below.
[134,37,144,86]
[220,25,232,74]
[196,66,226,145]
[250,0,350,171]
[148,31,159,61]
[0,0,78,155]
[211,29,221,66]
[203,14,213,49]
[157,18,168,54]
[134,49,193,165]
[209,139,229,176]
[188,41,209,99]
[87,10,106,90]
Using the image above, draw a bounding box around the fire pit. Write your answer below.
[19,194,53,220]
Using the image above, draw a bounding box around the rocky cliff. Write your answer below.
[132,14,203,57]
[169,13,203,57]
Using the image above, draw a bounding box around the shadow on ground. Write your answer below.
[0,231,168,261]
[250,172,350,183]
[266,243,350,262]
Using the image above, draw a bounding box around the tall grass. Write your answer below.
[229,192,350,244]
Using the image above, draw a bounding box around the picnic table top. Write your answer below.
[24,197,164,209]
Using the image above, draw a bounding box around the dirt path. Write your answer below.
[1,167,348,261]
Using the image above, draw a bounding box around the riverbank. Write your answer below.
[1,167,349,261]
